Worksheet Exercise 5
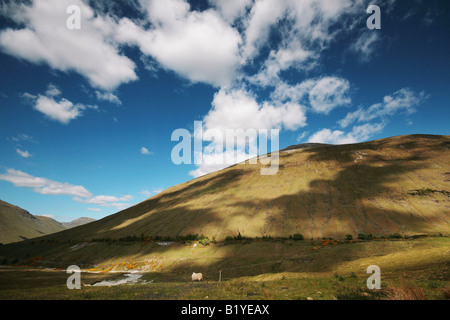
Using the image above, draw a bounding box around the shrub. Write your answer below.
[334,273,345,281]
[357,233,366,240]
[291,234,304,241]
[389,233,403,239]
[345,234,353,241]
[225,236,234,242]
[199,238,210,246]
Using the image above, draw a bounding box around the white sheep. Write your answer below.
[192,272,203,281]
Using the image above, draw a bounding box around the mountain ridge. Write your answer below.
[37,134,449,242]
[0,200,96,244]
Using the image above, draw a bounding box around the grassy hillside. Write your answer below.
[0,200,66,244]
[62,217,96,229]
[0,135,448,300]
[0,201,96,244]
[38,134,450,242]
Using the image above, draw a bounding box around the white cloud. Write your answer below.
[308,77,351,114]
[45,84,62,97]
[0,168,134,211]
[16,149,32,159]
[140,147,152,155]
[189,86,301,177]
[42,214,56,218]
[152,188,164,195]
[88,208,102,212]
[0,169,92,198]
[339,88,425,128]
[75,194,133,211]
[34,96,86,124]
[350,32,381,62]
[189,148,252,178]
[95,91,122,105]
[8,134,36,143]
[140,188,164,198]
[0,0,137,91]
[80,195,133,204]
[270,76,352,115]
[24,85,97,124]
[243,0,366,82]
[204,87,307,135]
[296,131,309,143]
[115,0,242,87]
[308,122,385,145]
[209,0,253,23]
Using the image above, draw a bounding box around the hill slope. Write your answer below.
[42,134,449,242]
[0,201,97,244]
[0,201,65,244]
[62,217,96,229]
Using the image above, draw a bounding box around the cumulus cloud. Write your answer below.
[95,91,122,105]
[339,88,426,128]
[243,0,366,83]
[308,77,351,114]
[0,168,133,211]
[270,76,352,115]
[140,147,152,155]
[308,122,385,145]
[115,0,242,87]
[0,0,138,91]
[16,149,32,159]
[0,169,92,198]
[75,194,133,211]
[209,0,253,23]
[23,85,97,124]
[309,88,426,146]
[204,87,307,135]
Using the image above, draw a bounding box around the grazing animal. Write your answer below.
[192,272,203,281]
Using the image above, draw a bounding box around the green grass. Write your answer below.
[0,270,447,300]
[0,237,448,300]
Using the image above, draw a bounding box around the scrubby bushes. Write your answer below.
[357,233,367,240]
[289,234,304,241]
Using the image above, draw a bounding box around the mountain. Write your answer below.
[42,134,449,242]
[62,217,96,229]
[0,200,65,244]
[0,200,96,244]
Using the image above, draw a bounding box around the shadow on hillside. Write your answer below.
[1,136,449,277]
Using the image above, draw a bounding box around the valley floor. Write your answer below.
[0,237,448,300]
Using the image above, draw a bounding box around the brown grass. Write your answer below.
[387,284,426,300]
[443,287,450,300]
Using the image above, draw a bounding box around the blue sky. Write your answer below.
[0,0,449,222]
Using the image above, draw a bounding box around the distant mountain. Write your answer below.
[41,134,450,242]
[0,200,65,244]
[62,217,96,229]
[0,200,96,244]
